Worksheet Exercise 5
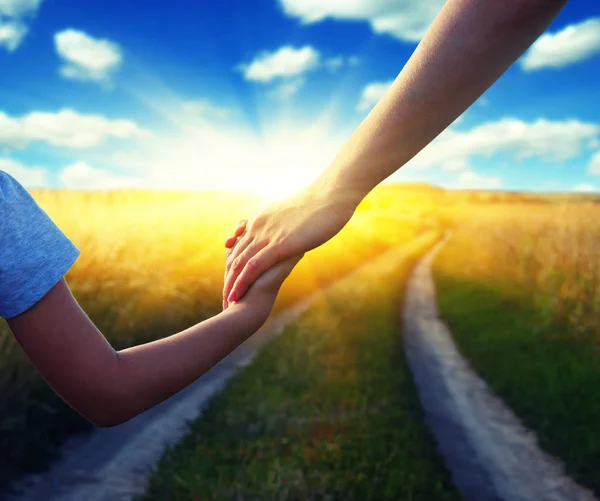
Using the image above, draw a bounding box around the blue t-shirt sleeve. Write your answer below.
[0,171,80,319]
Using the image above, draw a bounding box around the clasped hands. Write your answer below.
[222,184,359,310]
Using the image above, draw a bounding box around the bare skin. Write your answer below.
[8,254,302,427]
[223,0,569,307]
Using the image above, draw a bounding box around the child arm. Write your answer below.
[7,256,301,427]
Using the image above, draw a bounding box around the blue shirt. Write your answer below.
[0,171,80,319]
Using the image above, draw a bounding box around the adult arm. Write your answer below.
[223,0,568,305]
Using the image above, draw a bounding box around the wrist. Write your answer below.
[307,171,363,214]
[224,296,273,331]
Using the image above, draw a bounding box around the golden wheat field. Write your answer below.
[1,184,599,491]
[437,199,600,339]
[0,184,442,486]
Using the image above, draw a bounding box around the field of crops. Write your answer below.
[438,200,600,337]
[0,184,440,491]
[434,199,600,495]
[3,182,599,498]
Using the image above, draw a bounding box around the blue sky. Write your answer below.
[0,0,599,195]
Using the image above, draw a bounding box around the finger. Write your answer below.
[223,234,254,307]
[225,230,245,257]
[224,235,245,308]
[225,234,253,274]
[223,260,231,309]
[223,240,268,304]
[228,245,282,303]
[224,234,238,248]
[223,233,257,306]
[224,220,248,248]
[235,220,248,236]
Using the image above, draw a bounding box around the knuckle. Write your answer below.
[256,238,270,251]
[232,258,245,273]
[226,250,238,264]
[253,214,267,229]
[246,258,259,272]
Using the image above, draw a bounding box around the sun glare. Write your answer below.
[241,173,307,202]
[115,82,353,199]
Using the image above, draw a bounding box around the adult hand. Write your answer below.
[223,186,358,307]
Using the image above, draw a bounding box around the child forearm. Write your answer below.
[90,257,299,426]
[9,279,271,427]
[105,303,265,426]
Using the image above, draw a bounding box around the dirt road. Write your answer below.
[403,239,598,501]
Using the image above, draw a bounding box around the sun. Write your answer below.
[121,92,351,198]
[240,171,311,203]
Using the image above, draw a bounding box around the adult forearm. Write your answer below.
[315,0,568,203]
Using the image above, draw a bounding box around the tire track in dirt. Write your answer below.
[403,238,597,501]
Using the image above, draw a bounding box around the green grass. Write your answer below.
[137,234,462,501]
[434,254,600,496]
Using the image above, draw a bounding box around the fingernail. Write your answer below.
[228,291,238,303]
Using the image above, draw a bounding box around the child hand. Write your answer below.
[225,252,303,325]
[241,254,303,305]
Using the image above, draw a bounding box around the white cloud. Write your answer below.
[269,78,305,100]
[441,159,469,172]
[0,157,49,187]
[521,18,600,71]
[238,47,357,98]
[0,0,43,51]
[59,161,141,190]
[588,152,600,175]
[325,56,345,72]
[181,100,233,120]
[0,19,26,51]
[356,80,394,111]
[450,113,466,128]
[0,0,41,17]
[279,0,444,42]
[0,108,148,149]
[408,118,599,172]
[239,45,320,83]
[573,183,597,193]
[54,29,122,84]
[453,170,502,190]
[324,55,359,72]
[477,97,490,107]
